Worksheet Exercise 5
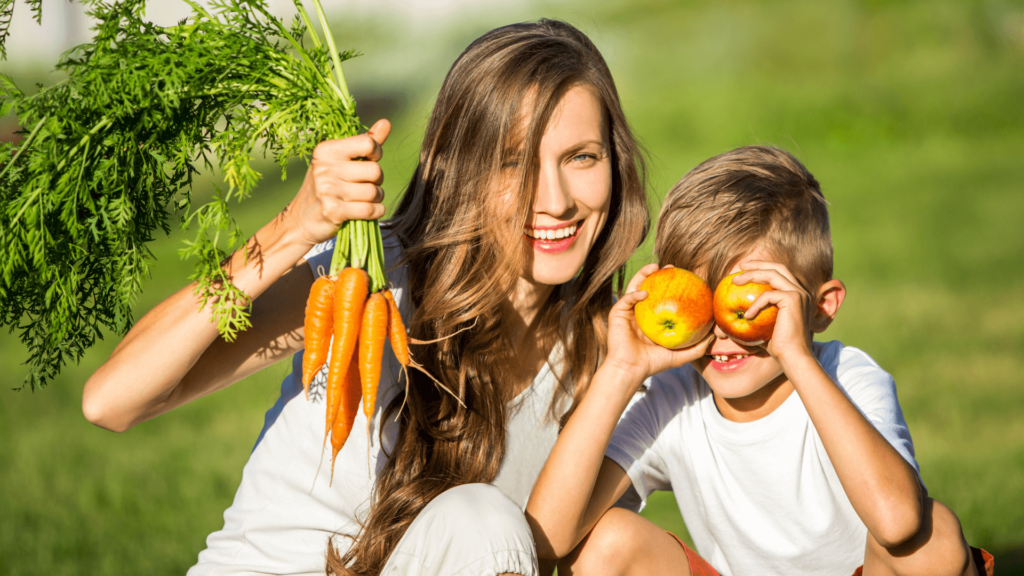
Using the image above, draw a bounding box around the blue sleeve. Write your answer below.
[304,237,336,279]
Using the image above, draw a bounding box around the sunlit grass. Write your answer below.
[2,0,1023,573]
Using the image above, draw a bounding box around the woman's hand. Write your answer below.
[83,121,394,432]
[605,263,714,383]
[283,119,392,247]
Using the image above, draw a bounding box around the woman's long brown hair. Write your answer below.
[326,19,649,575]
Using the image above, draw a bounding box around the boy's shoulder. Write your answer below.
[815,340,898,402]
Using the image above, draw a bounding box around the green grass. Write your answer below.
[2,0,1024,573]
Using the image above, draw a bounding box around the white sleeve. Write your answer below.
[304,237,336,279]
[830,344,922,480]
[605,370,690,511]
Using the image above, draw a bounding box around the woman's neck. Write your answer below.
[504,278,555,347]
[493,278,556,398]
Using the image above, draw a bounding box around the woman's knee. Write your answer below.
[423,483,531,538]
[384,484,537,576]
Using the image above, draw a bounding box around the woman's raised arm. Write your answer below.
[82,120,391,432]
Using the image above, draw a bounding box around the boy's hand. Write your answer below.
[606,264,714,382]
[731,261,817,367]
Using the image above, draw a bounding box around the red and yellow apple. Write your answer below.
[634,268,714,349]
[712,272,778,346]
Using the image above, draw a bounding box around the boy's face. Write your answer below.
[692,244,789,400]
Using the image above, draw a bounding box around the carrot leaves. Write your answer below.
[0,0,361,389]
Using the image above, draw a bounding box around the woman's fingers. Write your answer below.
[313,119,390,163]
[337,160,384,186]
[343,201,386,222]
[366,118,391,149]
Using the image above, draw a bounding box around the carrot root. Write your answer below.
[406,317,478,345]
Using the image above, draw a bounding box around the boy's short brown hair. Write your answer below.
[655,146,832,293]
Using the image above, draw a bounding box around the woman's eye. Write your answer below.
[571,153,595,164]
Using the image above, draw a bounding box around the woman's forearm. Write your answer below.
[82,212,316,432]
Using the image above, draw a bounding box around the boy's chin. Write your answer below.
[696,356,785,399]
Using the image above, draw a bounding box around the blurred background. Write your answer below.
[1,0,1023,573]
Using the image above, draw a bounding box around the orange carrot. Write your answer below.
[359,292,389,427]
[324,267,369,443]
[330,345,362,484]
[302,275,335,399]
[382,289,409,366]
[382,288,466,415]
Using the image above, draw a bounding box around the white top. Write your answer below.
[606,341,920,576]
[189,235,567,575]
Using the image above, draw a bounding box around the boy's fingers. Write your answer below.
[669,332,715,364]
[736,261,801,288]
[734,269,799,293]
[625,263,659,294]
[616,290,648,310]
[743,290,789,320]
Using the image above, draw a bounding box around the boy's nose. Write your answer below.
[713,323,730,339]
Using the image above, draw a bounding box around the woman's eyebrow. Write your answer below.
[563,139,608,154]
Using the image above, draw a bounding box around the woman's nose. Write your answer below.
[533,165,574,216]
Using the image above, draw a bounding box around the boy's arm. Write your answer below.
[738,262,925,548]
[525,265,712,560]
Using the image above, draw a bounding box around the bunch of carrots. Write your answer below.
[300,219,409,480]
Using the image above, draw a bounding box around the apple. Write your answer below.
[634,268,714,349]
[712,272,778,346]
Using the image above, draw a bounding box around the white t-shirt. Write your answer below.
[188,235,567,575]
[606,341,920,576]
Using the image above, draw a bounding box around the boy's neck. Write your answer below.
[714,375,795,423]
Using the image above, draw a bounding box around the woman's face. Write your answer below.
[517,85,613,288]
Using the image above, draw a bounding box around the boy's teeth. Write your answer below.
[712,354,749,362]
[525,224,577,240]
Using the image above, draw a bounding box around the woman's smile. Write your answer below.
[524,219,583,253]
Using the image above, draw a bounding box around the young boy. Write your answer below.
[525,146,992,576]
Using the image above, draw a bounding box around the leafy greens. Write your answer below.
[0,0,362,389]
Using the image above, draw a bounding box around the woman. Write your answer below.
[83,19,648,575]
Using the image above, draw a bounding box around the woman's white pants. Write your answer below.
[380,483,539,576]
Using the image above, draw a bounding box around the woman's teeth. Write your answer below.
[712,354,749,363]
[525,223,578,240]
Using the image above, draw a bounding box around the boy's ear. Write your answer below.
[811,279,846,333]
